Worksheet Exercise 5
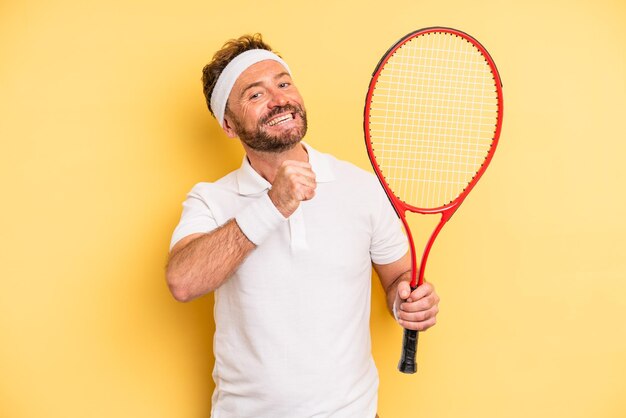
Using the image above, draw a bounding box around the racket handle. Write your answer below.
[398,328,419,374]
[398,284,420,374]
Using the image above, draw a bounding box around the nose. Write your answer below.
[268,88,288,108]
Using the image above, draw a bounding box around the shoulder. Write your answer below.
[323,152,381,190]
[179,169,248,227]
[187,170,239,199]
[309,145,377,183]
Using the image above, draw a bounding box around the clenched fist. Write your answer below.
[268,160,316,218]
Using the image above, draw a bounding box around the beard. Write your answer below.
[229,104,308,153]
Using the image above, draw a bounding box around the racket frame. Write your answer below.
[363,27,503,374]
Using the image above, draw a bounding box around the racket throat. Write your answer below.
[414,212,453,288]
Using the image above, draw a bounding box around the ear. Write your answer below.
[222,115,239,139]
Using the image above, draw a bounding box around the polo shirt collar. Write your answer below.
[236,142,335,196]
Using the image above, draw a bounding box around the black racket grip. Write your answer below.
[398,283,420,374]
[398,328,419,374]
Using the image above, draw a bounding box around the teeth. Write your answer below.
[267,114,293,126]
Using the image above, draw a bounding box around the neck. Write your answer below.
[243,142,308,184]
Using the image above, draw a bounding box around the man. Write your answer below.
[166,34,440,418]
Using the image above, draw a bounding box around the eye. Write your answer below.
[249,92,262,100]
[278,82,290,88]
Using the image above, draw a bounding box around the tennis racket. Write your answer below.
[364,27,503,374]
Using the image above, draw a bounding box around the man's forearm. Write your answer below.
[166,219,255,302]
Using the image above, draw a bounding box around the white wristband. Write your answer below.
[235,193,286,245]
[393,302,399,322]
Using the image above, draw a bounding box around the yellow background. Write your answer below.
[1,0,625,417]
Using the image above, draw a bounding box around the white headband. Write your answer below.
[210,49,291,127]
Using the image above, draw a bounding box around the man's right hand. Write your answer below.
[268,160,316,218]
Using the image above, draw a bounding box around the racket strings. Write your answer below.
[368,32,498,209]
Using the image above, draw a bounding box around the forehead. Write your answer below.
[231,60,290,93]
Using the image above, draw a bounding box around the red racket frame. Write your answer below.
[364,27,504,290]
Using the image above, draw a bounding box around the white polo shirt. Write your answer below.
[170,144,408,418]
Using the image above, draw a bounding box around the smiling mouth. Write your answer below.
[266,113,294,126]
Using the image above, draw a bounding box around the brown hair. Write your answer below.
[201,33,275,116]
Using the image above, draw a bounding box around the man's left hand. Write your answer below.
[393,281,440,331]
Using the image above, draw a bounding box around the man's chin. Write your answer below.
[258,136,303,153]
[256,126,307,151]
[239,134,302,153]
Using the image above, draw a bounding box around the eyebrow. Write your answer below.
[239,71,291,99]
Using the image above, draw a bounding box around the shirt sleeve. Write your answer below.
[369,184,409,265]
[169,186,219,250]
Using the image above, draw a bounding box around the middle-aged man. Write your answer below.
[166,34,440,418]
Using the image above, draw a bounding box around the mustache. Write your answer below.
[259,104,305,125]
